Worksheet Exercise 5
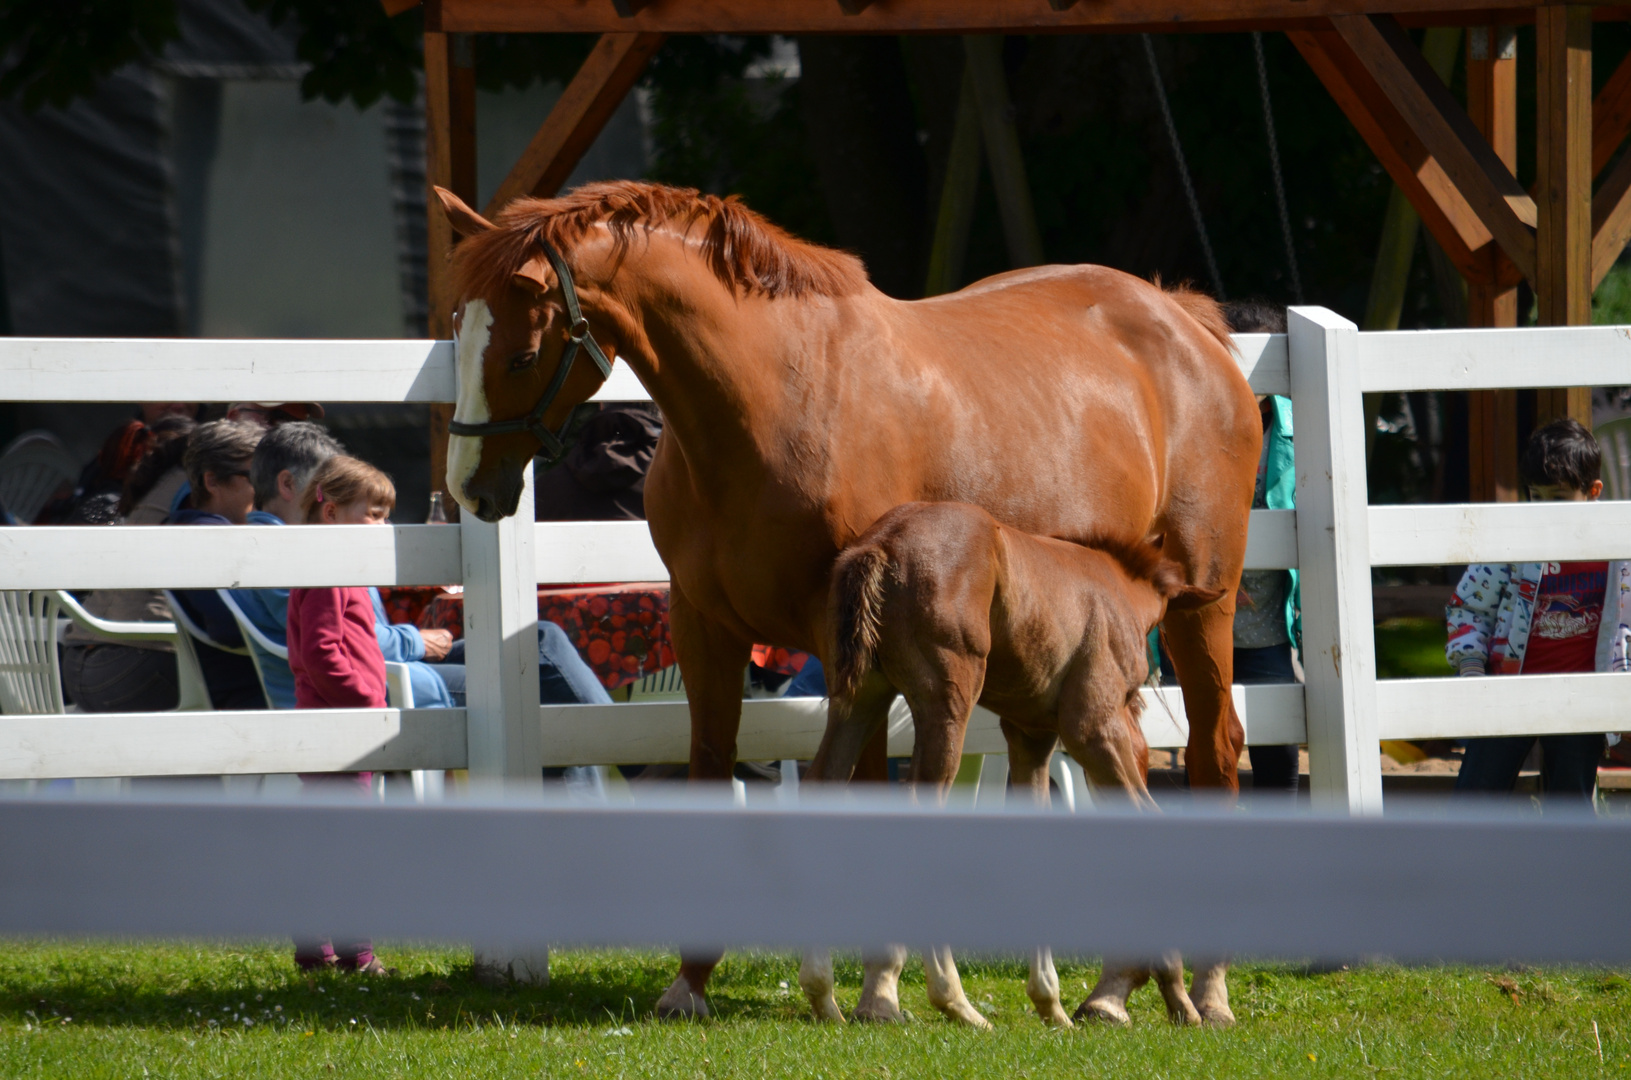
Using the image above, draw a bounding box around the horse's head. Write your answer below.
[436,187,619,521]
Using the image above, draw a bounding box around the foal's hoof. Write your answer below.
[654,978,710,1020]
[850,998,904,1024]
[1072,1000,1131,1027]
[1197,1002,1236,1028]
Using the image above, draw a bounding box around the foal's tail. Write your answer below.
[829,545,891,703]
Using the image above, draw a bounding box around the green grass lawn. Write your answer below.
[2,941,1629,1077]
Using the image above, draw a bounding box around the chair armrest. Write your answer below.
[52,591,179,644]
[384,662,415,709]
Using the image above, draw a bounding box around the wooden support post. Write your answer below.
[483,32,665,218]
[425,30,477,516]
[963,36,1044,269]
[1288,307,1382,814]
[1535,5,1594,427]
[923,68,982,297]
[1467,25,1521,502]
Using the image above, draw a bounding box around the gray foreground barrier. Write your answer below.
[0,794,1626,964]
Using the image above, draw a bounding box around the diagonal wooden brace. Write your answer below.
[1289,28,1507,288]
[483,32,666,218]
[1329,14,1534,284]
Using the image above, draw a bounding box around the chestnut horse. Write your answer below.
[435,180,1259,1027]
[806,501,1225,1027]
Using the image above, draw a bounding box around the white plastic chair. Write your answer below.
[0,431,79,525]
[0,590,212,715]
[1598,416,1631,501]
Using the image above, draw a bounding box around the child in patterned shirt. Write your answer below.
[1446,418,1631,801]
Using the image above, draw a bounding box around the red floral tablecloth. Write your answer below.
[376,585,811,690]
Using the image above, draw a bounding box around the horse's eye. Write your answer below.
[509,351,537,372]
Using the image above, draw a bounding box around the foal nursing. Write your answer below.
[802,501,1223,1027]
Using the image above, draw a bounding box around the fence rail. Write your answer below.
[4,795,1629,963]
[2,313,1630,811]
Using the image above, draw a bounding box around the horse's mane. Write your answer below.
[453,180,869,302]
[1070,533,1186,601]
[1152,275,1234,356]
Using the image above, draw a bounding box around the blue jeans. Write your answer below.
[1455,733,1604,803]
[1233,644,1300,794]
[426,621,612,707]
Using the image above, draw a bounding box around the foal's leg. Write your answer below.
[1000,720,1074,1029]
[891,678,990,1029]
[1059,682,1197,1025]
[655,590,751,1020]
[800,675,897,1022]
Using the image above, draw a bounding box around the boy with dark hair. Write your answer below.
[1448,418,1631,800]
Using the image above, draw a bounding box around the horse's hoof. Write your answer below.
[850,999,905,1024]
[937,1001,994,1030]
[1072,1000,1131,1027]
[805,995,846,1023]
[1167,1002,1203,1027]
[1034,1003,1075,1029]
[1197,1003,1235,1028]
[654,978,710,1020]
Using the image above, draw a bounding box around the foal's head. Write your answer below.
[1095,538,1227,699]
[435,181,866,520]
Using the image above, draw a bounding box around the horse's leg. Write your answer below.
[799,676,897,1023]
[654,588,751,1021]
[1162,595,1243,793]
[797,949,844,1023]
[1151,951,1202,1026]
[1188,959,1235,1027]
[1074,964,1150,1026]
[1000,720,1073,1029]
[1156,598,1239,1025]
[921,945,989,1030]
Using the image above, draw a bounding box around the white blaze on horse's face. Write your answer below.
[447,299,494,516]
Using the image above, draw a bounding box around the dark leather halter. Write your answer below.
[447,237,614,465]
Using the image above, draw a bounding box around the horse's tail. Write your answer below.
[829,544,891,703]
[1154,275,1234,356]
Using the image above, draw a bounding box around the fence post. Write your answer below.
[460,461,547,984]
[1287,307,1383,814]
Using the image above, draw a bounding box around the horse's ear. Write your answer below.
[511,259,553,298]
[435,186,496,239]
[1151,558,1227,610]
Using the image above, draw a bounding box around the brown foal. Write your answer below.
[802,501,1223,1027]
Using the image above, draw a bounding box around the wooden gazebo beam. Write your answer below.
[418,0,1627,34]
[483,32,666,218]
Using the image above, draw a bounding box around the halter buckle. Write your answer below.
[569,317,591,343]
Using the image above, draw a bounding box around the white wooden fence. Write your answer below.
[2,307,1629,813]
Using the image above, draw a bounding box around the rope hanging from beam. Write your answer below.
[1254,31,1305,305]
[1142,34,1225,300]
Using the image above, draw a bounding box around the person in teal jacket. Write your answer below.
[1156,300,1301,793]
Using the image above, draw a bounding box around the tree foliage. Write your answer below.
[0,0,179,111]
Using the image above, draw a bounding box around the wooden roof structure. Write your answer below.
[403,0,1631,503]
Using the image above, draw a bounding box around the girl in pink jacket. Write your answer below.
[285,455,397,975]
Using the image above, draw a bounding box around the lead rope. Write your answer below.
[1253,31,1305,305]
[1142,34,1225,301]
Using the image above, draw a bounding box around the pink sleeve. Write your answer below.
[291,589,376,708]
